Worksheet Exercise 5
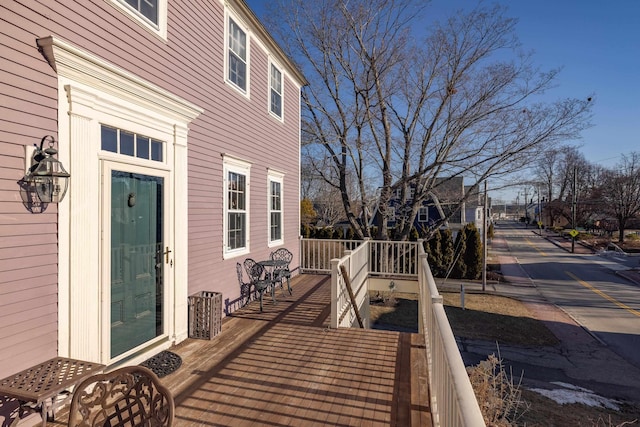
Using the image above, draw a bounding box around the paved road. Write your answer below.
[506,225,640,369]
[456,221,640,405]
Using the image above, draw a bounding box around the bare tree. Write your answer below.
[269,0,592,240]
[601,152,640,243]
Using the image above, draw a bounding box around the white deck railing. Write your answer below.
[417,245,486,427]
[330,242,370,328]
[299,238,363,273]
[298,238,485,427]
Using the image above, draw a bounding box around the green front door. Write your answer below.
[110,170,164,358]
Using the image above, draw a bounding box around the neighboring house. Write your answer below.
[0,0,306,382]
[464,185,491,236]
[369,177,467,233]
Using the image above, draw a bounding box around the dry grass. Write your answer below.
[441,292,559,347]
[518,389,638,427]
[369,291,418,331]
[467,352,529,426]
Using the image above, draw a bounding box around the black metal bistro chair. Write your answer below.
[236,262,252,306]
[244,258,275,311]
[270,248,293,295]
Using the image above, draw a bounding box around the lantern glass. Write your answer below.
[31,150,70,203]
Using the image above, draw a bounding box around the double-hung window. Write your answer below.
[270,63,283,119]
[224,156,251,257]
[228,17,248,93]
[268,170,284,245]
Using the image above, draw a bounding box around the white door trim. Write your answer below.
[39,36,202,363]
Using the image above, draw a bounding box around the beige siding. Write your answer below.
[1,0,303,377]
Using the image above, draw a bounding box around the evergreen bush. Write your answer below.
[463,223,483,279]
[450,230,467,279]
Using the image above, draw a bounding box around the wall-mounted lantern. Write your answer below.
[23,135,70,203]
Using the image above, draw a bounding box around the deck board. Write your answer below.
[50,274,432,426]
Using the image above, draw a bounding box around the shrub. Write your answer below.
[467,352,529,426]
[450,230,467,279]
[426,230,443,276]
[463,223,483,280]
[440,228,455,277]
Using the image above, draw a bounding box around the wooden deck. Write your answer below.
[54,274,432,426]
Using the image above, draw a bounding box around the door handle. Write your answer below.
[163,246,172,264]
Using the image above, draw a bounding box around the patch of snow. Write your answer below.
[529,382,620,410]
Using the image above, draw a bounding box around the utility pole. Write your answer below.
[524,187,529,227]
[571,166,577,253]
[482,181,488,292]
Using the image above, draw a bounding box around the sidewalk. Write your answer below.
[465,228,640,404]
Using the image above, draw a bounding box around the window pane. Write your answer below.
[101,126,118,153]
[120,131,135,156]
[124,0,158,24]
[136,135,150,159]
[151,140,163,161]
[140,0,158,23]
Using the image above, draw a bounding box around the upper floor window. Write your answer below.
[110,0,167,39]
[223,156,251,258]
[270,63,283,119]
[228,17,248,93]
[268,170,284,245]
[418,207,429,223]
[101,125,163,162]
[387,206,396,222]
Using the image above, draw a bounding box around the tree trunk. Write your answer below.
[618,216,626,243]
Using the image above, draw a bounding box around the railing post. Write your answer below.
[418,252,428,335]
[330,258,340,329]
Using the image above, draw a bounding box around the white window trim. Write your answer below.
[108,0,168,40]
[268,169,285,247]
[268,59,284,121]
[224,11,251,98]
[223,155,251,259]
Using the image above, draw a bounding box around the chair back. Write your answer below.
[68,365,174,427]
[270,248,293,265]
[244,259,265,283]
[237,262,251,300]
[243,258,258,279]
[236,262,247,285]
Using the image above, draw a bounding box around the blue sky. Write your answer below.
[246,0,640,202]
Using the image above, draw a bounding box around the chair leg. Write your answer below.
[286,276,292,295]
[259,290,264,311]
